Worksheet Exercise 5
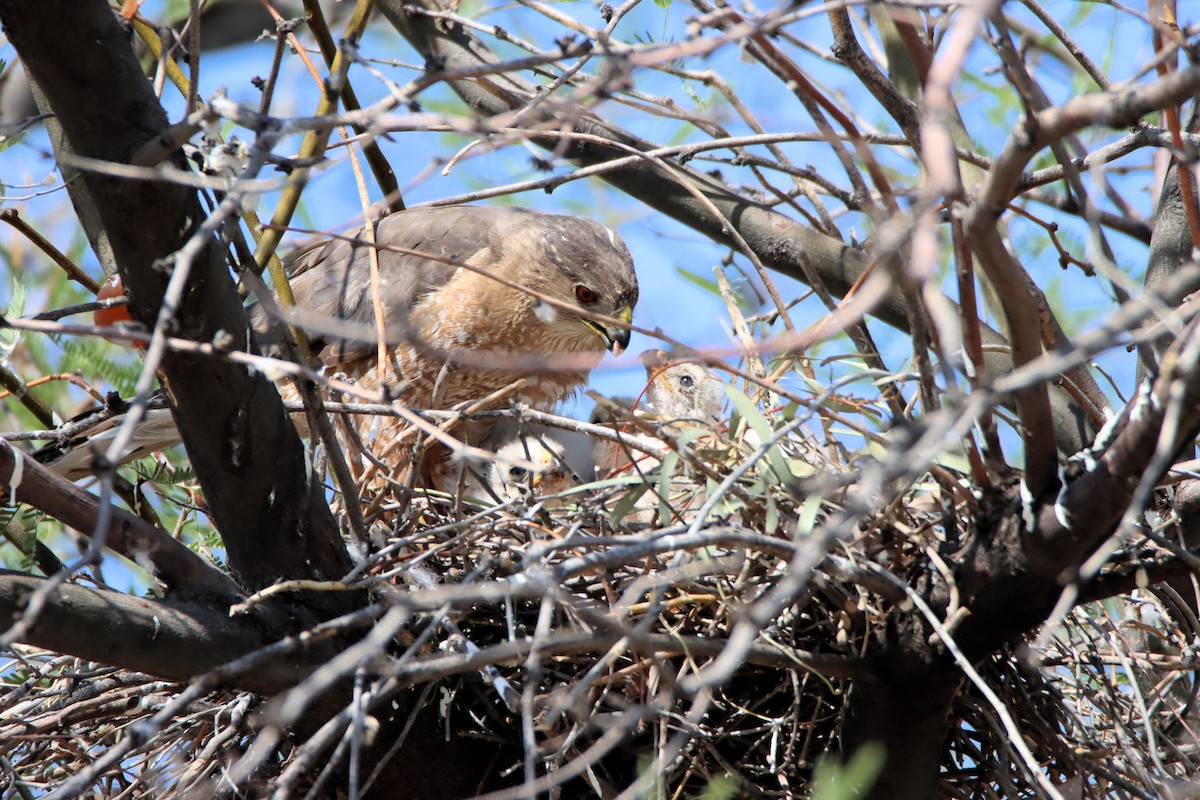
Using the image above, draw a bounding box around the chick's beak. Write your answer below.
[588,306,633,356]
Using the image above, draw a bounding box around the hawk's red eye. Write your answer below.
[575,286,600,306]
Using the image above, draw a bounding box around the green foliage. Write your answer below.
[0,502,47,572]
[697,772,739,800]
[0,127,20,163]
[0,278,26,367]
[120,454,222,558]
[609,477,652,525]
[55,336,142,396]
[961,72,1021,131]
[130,458,197,486]
[0,57,18,165]
[725,384,791,483]
[679,78,709,112]
[809,743,884,800]
[674,266,756,314]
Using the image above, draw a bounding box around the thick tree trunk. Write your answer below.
[0,0,352,591]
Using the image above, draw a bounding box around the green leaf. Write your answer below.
[764,491,778,533]
[698,773,739,800]
[657,452,678,523]
[658,427,707,523]
[129,458,196,486]
[810,742,884,800]
[0,126,22,159]
[56,337,141,395]
[796,493,822,537]
[724,384,790,481]
[610,481,651,526]
[674,266,721,297]
[788,458,816,478]
[0,279,26,367]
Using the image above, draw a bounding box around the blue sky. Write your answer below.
[0,1,1191,585]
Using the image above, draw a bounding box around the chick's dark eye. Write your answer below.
[508,467,529,482]
[678,374,695,389]
[575,285,600,306]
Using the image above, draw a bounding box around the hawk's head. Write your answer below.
[640,349,725,424]
[516,213,639,357]
[489,434,572,504]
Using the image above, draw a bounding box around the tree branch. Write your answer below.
[0,572,351,695]
[0,0,354,592]
[0,437,241,601]
[378,0,1097,456]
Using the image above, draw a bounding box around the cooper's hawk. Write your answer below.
[44,206,639,486]
[639,348,725,425]
[486,434,572,505]
[590,349,725,478]
[589,350,726,524]
[275,205,638,483]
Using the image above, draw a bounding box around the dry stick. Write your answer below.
[10,308,892,507]
[878,207,942,419]
[126,17,334,437]
[273,5,399,520]
[1,209,100,294]
[146,7,376,545]
[752,24,898,217]
[1018,126,1198,193]
[990,19,1136,418]
[992,14,1135,264]
[1028,320,1200,659]
[972,59,1200,495]
[1020,0,1111,91]
[44,602,388,800]
[239,14,379,546]
[924,0,1051,496]
[0,299,1009,465]
[0,366,55,430]
[649,60,840,230]
[414,129,971,206]
[257,15,297,117]
[698,1,881,217]
[0,438,243,604]
[0,373,105,403]
[713,265,768,383]
[391,117,1170,247]
[1153,5,1200,255]
[31,297,125,322]
[299,0,402,210]
[0,210,90,428]
[257,557,508,795]
[252,0,375,270]
[951,215,1001,479]
[861,560,1067,800]
[828,8,922,153]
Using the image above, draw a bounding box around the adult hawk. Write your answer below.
[41,206,639,486]
[273,205,639,482]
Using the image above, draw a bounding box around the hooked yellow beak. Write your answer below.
[586,306,633,356]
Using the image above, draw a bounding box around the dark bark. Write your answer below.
[841,308,1200,797]
[0,573,314,694]
[0,0,353,592]
[1141,106,1200,383]
[840,659,960,800]
[0,438,241,600]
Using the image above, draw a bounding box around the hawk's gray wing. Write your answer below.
[254,205,536,368]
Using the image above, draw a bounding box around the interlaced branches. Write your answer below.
[1,1,1200,799]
